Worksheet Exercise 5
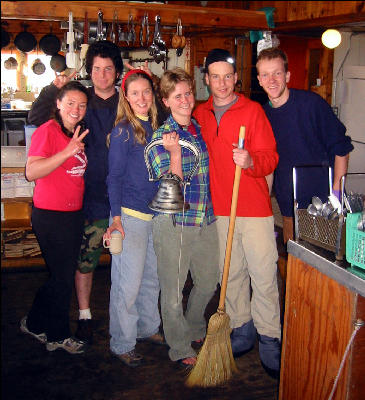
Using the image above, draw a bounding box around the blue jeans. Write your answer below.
[109,211,161,355]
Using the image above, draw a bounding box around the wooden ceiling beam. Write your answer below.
[274,12,365,32]
[1,1,268,30]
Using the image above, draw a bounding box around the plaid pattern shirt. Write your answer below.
[148,115,215,227]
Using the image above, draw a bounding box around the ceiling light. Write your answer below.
[321,29,342,49]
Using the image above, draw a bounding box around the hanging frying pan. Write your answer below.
[14,24,37,53]
[32,58,46,75]
[2,28,10,48]
[50,53,67,72]
[4,56,18,70]
[39,25,61,55]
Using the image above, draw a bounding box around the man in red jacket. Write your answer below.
[194,48,281,379]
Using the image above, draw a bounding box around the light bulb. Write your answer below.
[321,29,342,49]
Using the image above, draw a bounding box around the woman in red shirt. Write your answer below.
[21,81,90,354]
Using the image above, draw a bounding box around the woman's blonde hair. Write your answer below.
[159,67,195,100]
[114,72,159,145]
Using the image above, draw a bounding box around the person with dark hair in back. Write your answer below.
[22,81,89,354]
[27,40,124,345]
[256,47,353,245]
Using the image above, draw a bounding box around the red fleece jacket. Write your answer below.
[194,94,278,217]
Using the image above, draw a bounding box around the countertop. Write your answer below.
[287,239,365,297]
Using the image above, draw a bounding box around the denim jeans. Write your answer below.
[153,215,219,361]
[109,211,161,355]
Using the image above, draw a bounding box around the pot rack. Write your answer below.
[1,1,269,36]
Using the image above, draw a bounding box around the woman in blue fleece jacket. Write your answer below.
[103,70,165,367]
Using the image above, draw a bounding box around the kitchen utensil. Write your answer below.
[1,27,10,48]
[96,10,105,41]
[307,203,319,216]
[103,232,123,255]
[145,13,150,45]
[39,24,60,55]
[148,15,166,63]
[31,58,46,75]
[118,23,127,43]
[322,201,335,218]
[293,166,346,258]
[311,196,323,212]
[14,24,37,53]
[140,13,146,46]
[172,20,182,49]
[127,15,136,45]
[4,56,18,70]
[66,11,81,69]
[109,11,117,43]
[50,53,67,72]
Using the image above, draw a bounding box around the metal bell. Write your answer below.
[144,138,201,214]
[148,172,189,213]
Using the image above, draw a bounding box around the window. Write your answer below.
[1,53,17,92]
[1,52,55,94]
[26,54,55,93]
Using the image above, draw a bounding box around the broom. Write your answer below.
[186,126,245,387]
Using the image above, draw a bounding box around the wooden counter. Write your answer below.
[279,240,365,400]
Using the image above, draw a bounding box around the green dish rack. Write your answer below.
[346,212,365,279]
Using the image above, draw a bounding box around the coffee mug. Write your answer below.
[103,232,123,255]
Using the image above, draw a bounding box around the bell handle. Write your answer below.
[144,138,201,182]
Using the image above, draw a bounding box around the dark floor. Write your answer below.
[2,231,285,400]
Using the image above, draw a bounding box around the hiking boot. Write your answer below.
[46,337,86,354]
[112,349,144,367]
[136,333,167,346]
[231,319,256,357]
[20,316,47,344]
[258,334,281,379]
[75,319,93,344]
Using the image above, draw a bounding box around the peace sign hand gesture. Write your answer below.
[53,70,77,89]
[64,125,89,158]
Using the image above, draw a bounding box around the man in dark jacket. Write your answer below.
[256,47,353,244]
[28,41,124,344]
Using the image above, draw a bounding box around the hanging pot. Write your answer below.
[39,26,61,55]
[50,54,67,72]
[14,24,37,53]
[32,58,46,75]
[1,28,10,48]
[4,56,18,70]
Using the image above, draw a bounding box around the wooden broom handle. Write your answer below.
[218,126,245,311]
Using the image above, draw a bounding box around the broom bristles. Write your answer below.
[185,311,238,387]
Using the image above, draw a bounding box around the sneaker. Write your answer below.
[258,334,281,379]
[20,316,47,344]
[112,349,144,367]
[231,319,256,357]
[46,337,86,354]
[75,319,93,344]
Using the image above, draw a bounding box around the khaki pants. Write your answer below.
[153,215,220,361]
[216,216,281,339]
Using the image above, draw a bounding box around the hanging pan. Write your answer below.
[2,27,10,48]
[50,53,67,73]
[39,24,61,55]
[14,24,37,53]
[32,58,46,75]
